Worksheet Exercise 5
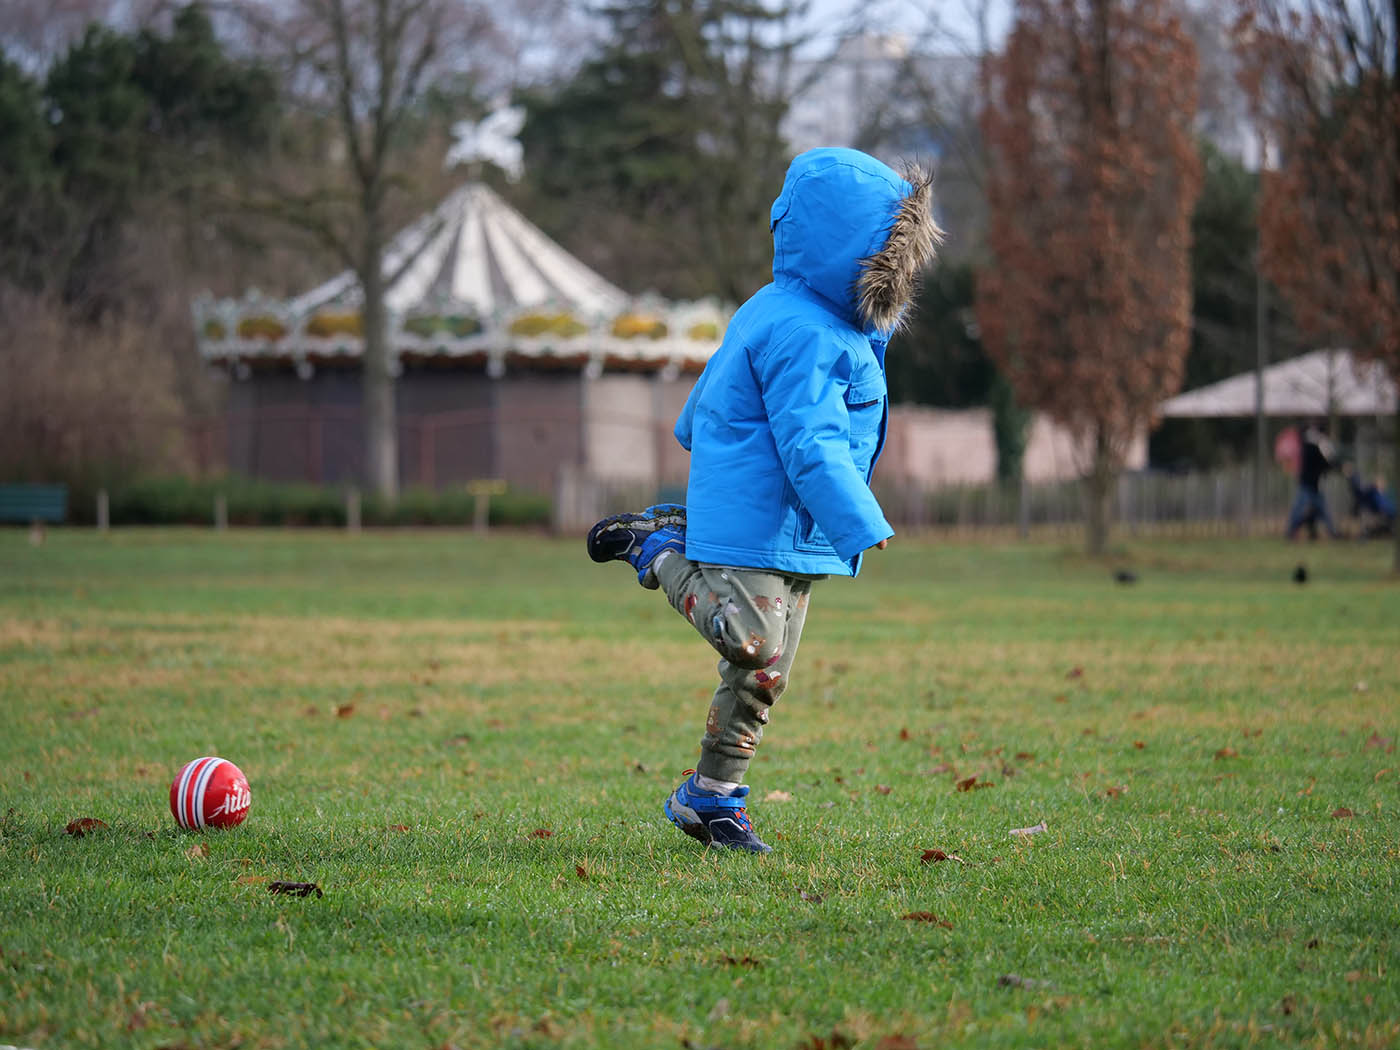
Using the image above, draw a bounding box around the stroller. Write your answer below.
[1344,464,1396,539]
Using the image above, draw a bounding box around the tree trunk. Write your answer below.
[1084,425,1115,556]
[361,215,398,502]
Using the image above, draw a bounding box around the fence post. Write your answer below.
[346,487,361,533]
[96,489,109,533]
[214,493,228,531]
[1018,474,1029,539]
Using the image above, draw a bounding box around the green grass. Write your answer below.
[1,528,1397,1050]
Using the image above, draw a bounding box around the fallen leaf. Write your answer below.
[874,784,892,795]
[1345,970,1373,983]
[1331,807,1354,819]
[1104,785,1128,798]
[1009,821,1048,837]
[387,824,409,832]
[574,864,588,880]
[1280,995,1296,1015]
[1364,733,1394,752]
[921,848,949,864]
[1014,752,1035,761]
[898,727,911,741]
[335,703,356,718]
[799,890,823,904]
[528,828,554,838]
[719,954,761,967]
[795,1030,853,1050]
[1052,694,1068,704]
[1133,741,1146,750]
[185,842,209,860]
[236,875,268,885]
[1305,938,1320,949]
[926,763,954,775]
[1374,768,1391,782]
[901,911,953,928]
[268,881,322,898]
[764,790,792,803]
[1214,747,1238,760]
[876,1036,919,1050]
[64,817,108,837]
[956,775,994,792]
[1066,667,1084,679]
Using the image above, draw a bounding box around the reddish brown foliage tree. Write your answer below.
[977,0,1202,554]
[1235,0,1400,571]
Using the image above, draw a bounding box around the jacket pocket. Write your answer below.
[845,370,886,436]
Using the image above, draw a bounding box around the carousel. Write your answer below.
[192,181,727,494]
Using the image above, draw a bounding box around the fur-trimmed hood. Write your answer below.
[769,148,942,335]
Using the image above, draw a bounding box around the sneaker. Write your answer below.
[586,504,687,589]
[664,773,772,854]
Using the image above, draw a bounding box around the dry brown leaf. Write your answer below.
[901,911,953,928]
[1364,733,1394,752]
[799,890,823,904]
[64,817,107,837]
[1133,741,1146,749]
[185,842,209,860]
[574,864,588,880]
[876,1035,919,1050]
[1331,807,1355,819]
[874,784,892,795]
[956,775,994,792]
[1066,666,1084,679]
[764,790,793,803]
[335,703,356,718]
[921,848,949,864]
[528,828,553,838]
[236,875,269,885]
[898,727,911,741]
[1104,784,1128,798]
[1214,747,1238,760]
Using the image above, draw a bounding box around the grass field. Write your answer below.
[1,528,1397,1050]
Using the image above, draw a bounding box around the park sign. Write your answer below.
[191,181,728,382]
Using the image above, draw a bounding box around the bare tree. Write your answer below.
[977,0,1202,555]
[236,0,494,501]
[1235,0,1400,571]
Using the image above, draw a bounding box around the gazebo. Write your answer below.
[193,182,727,494]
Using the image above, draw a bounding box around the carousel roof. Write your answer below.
[193,182,725,376]
[1160,349,1397,418]
[286,182,630,319]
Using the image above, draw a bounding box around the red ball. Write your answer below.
[169,757,251,830]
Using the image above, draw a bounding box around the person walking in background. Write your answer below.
[1285,419,1341,540]
[586,148,941,852]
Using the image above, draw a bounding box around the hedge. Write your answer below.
[100,476,551,528]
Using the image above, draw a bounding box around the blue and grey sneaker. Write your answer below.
[664,773,772,854]
[586,504,687,589]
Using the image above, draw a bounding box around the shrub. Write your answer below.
[101,476,551,528]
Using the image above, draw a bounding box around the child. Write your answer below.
[587,148,941,852]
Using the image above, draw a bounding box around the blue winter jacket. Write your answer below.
[675,148,939,576]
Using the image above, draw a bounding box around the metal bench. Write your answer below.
[0,484,69,525]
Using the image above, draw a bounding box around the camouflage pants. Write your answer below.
[654,555,815,784]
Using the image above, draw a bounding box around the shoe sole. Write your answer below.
[586,504,687,564]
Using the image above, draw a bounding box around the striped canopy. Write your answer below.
[288,182,629,321]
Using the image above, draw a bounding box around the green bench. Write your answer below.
[0,484,69,525]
